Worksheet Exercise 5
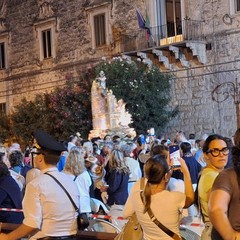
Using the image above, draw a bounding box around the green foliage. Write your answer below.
[47,75,92,140]
[95,58,178,134]
[0,58,177,144]
[9,73,93,143]
[11,95,50,144]
[0,114,11,143]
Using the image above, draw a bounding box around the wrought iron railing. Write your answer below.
[121,19,205,53]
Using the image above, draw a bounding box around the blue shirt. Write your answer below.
[184,155,202,184]
[107,169,129,206]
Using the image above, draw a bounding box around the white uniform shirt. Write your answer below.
[25,168,41,185]
[23,167,80,240]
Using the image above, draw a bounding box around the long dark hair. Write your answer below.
[232,146,240,186]
[0,161,10,178]
[202,134,227,153]
[142,154,168,213]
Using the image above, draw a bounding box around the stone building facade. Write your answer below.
[167,0,240,139]
[0,0,239,139]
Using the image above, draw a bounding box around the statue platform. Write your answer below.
[89,71,136,140]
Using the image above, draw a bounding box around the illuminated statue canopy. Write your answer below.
[89,71,135,139]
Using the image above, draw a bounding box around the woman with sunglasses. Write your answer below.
[208,133,240,240]
[197,134,229,240]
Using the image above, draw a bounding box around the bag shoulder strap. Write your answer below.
[139,178,181,240]
[73,175,78,181]
[146,207,181,240]
[44,172,78,211]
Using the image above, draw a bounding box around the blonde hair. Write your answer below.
[64,147,86,176]
[109,149,130,174]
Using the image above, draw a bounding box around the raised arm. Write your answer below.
[178,158,194,208]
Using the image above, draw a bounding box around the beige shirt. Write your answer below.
[123,179,185,240]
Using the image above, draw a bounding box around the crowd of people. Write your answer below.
[0,128,239,239]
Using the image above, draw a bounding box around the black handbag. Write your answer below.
[45,173,89,230]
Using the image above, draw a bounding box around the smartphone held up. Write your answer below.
[169,145,181,168]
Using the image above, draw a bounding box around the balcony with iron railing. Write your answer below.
[121,19,205,54]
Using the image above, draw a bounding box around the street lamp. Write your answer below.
[212,78,240,128]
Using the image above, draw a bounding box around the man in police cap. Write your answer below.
[0,130,80,240]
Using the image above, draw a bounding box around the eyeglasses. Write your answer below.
[206,147,229,157]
